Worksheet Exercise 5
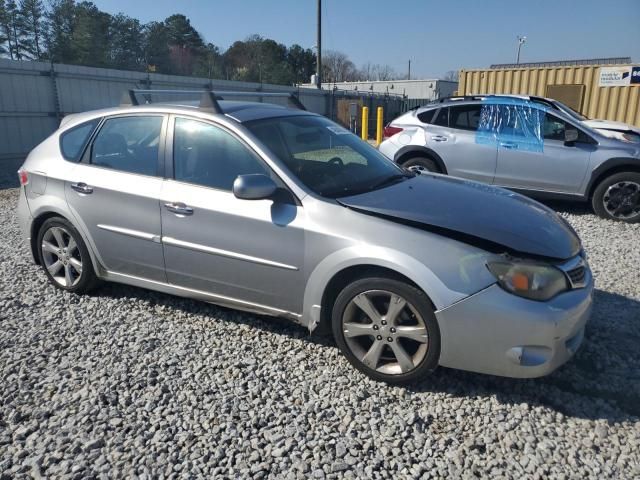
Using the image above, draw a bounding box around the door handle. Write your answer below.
[164,202,194,216]
[70,182,93,194]
[499,142,518,150]
[431,135,448,142]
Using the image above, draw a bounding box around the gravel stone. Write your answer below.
[0,187,639,479]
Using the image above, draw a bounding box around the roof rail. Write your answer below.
[119,89,306,112]
[437,95,488,103]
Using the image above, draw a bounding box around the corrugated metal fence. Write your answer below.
[0,58,406,162]
[459,65,640,127]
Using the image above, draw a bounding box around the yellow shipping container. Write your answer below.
[458,65,640,128]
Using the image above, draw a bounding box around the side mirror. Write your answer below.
[233,174,277,200]
[564,127,579,145]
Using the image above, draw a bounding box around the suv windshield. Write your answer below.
[246,115,409,198]
[552,100,588,121]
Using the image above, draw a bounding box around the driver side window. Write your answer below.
[173,117,268,191]
[543,114,567,141]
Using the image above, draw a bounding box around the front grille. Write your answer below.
[566,265,586,288]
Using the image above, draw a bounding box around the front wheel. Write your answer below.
[592,172,640,223]
[332,277,440,384]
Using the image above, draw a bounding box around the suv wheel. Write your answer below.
[403,157,440,174]
[37,217,99,293]
[592,172,640,223]
[332,276,440,384]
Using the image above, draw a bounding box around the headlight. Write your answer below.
[486,260,569,301]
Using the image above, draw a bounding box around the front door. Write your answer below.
[493,111,594,194]
[65,114,167,281]
[160,116,305,314]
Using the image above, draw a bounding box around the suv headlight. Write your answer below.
[486,260,568,301]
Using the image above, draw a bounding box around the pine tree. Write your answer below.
[0,0,9,57]
[44,0,75,63]
[19,0,44,59]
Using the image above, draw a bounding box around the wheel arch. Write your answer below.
[30,209,102,275]
[302,246,457,334]
[586,158,640,199]
[394,146,448,174]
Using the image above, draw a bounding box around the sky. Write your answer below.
[92,0,640,79]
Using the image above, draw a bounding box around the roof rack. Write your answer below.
[119,89,306,113]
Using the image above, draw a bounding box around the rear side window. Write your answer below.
[432,108,449,127]
[90,116,164,176]
[60,119,99,162]
[449,105,482,131]
[417,109,437,124]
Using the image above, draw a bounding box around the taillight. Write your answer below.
[18,168,28,186]
[383,125,403,139]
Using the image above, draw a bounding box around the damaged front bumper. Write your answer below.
[435,272,593,378]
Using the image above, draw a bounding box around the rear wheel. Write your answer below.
[332,276,440,384]
[403,156,441,174]
[37,217,99,293]
[592,172,640,223]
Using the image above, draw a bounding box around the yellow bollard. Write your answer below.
[376,107,384,146]
[361,106,369,141]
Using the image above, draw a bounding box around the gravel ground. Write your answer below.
[1,186,639,479]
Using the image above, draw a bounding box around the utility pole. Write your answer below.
[516,36,526,65]
[408,60,411,80]
[316,0,322,89]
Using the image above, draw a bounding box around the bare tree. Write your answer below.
[443,70,459,81]
[322,50,358,83]
[374,64,396,81]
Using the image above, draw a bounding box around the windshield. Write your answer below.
[245,115,409,198]
[552,100,588,121]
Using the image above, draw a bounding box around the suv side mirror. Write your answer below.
[564,127,579,146]
[233,174,277,200]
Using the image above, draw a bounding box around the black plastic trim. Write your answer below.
[586,157,640,196]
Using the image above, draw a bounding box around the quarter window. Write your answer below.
[60,119,99,162]
[90,116,163,176]
[432,108,449,127]
[173,118,269,191]
[417,109,437,124]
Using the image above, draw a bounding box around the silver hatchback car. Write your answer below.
[380,96,640,223]
[17,90,593,383]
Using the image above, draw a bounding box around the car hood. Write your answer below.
[584,119,640,134]
[338,174,581,260]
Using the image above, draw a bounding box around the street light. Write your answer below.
[516,36,527,65]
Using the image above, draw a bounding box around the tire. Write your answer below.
[403,156,440,174]
[36,216,100,293]
[591,172,640,223]
[331,276,440,384]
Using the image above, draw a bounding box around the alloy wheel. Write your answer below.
[603,181,640,220]
[407,165,430,174]
[342,289,429,375]
[41,226,83,288]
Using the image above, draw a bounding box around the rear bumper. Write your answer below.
[435,276,593,378]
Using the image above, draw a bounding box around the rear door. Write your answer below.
[424,105,497,183]
[65,114,167,281]
[493,111,595,193]
[160,115,306,314]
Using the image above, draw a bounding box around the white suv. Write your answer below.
[379,96,640,222]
